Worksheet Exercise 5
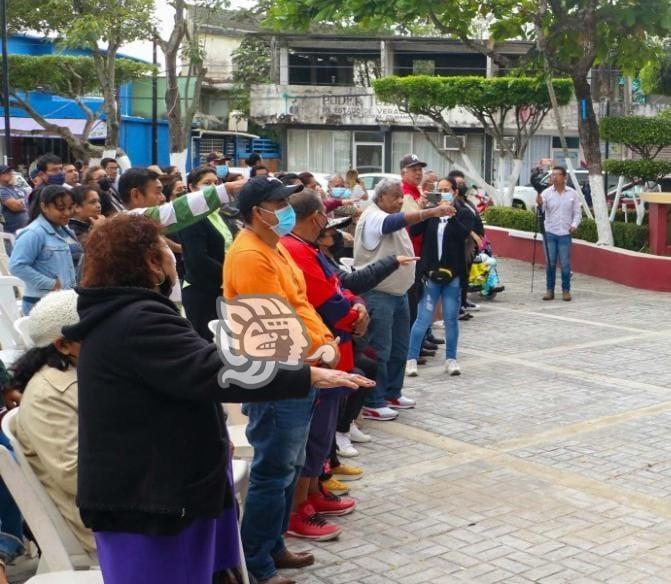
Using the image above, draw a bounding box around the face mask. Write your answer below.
[47,172,65,186]
[330,187,349,199]
[442,193,454,203]
[260,205,296,237]
[98,177,113,191]
[216,165,229,178]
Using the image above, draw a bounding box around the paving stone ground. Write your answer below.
[9,258,671,583]
[287,259,671,584]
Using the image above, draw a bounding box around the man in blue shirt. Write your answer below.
[0,166,29,253]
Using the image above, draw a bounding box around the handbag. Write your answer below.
[427,266,455,285]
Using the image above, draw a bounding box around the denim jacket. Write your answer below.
[9,215,77,298]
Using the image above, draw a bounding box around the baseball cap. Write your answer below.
[400,153,427,170]
[0,165,11,175]
[206,151,230,163]
[237,176,304,215]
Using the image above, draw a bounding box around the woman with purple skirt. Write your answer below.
[64,214,368,584]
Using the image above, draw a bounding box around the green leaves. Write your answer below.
[604,160,671,184]
[372,75,572,113]
[3,55,154,97]
[600,115,671,159]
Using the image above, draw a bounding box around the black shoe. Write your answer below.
[458,312,474,321]
[420,349,436,357]
[423,341,438,351]
[427,334,445,345]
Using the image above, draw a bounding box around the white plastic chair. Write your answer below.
[231,459,251,584]
[0,233,13,276]
[14,315,33,348]
[1,409,97,574]
[0,276,24,355]
[339,257,354,273]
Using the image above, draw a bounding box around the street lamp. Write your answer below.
[0,0,11,165]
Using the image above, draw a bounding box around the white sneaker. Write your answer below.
[335,432,359,457]
[445,359,461,376]
[362,406,399,421]
[464,301,480,311]
[386,396,416,409]
[405,359,418,377]
[349,423,371,443]
[433,320,445,329]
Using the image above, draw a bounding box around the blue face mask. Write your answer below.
[331,187,349,199]
[216,165,229,178]
[261,205,296,237]
[47,172,65,186]
[442,192,454,203]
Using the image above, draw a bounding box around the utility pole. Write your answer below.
[0,0,12,165]
[151,38,158,165]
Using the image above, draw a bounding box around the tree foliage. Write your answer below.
[231,37,272,117]
[4,55,153,160]
[600,115,671,160]
[6,55,153,97]
[640,46,671,97]
[9,0,155,151]
[603,159,671,184]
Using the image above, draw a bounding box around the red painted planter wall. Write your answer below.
[485,226,671,293]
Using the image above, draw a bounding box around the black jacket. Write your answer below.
[410,209,472,279]
[329,254,400,295]
[179,208,240,294]
[64,287,311,535]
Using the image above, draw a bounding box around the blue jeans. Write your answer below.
[408,278,461,361]
[0,433,24,564]
[240,389,316,581]
[363,291,410,408]
[22,296,40,316]
[544,232,572,292]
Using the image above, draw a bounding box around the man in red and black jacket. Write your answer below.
[282,189,370,542]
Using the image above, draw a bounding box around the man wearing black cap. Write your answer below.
[223,176,341,584]
[0,165,29,245]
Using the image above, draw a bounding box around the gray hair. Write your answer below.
[373,178,402,202]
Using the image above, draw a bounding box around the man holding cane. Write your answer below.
[535,166,582,302]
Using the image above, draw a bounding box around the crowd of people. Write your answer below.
[0,147,527,584]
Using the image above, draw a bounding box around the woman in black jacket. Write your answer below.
[406,177,473,377]
[180,166,238,341]
[64,213,370,584]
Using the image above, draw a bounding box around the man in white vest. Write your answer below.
[354,178,453,420]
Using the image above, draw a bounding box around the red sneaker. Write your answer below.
[308,489,356,516]
[286,503,341,541]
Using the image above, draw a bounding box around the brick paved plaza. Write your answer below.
[292,259,671,584]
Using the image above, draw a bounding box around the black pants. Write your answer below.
[182,286,218,342]
[461,238,476,307]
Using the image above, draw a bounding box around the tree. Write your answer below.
[231,37,272,118]
[4,55,153,161]
[374,75,572,205]
[266,0,671,245]
[155,0,224,175]
[9,0,155,153]
[640,43,671,97]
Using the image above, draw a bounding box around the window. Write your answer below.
[552,137,580,149]
[413,59,435,75]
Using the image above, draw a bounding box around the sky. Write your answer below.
[120,0,254,67]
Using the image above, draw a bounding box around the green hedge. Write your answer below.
[483,207,649,252]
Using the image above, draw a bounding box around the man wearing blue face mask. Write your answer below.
[224,176,343,584]
[28,154,66,205]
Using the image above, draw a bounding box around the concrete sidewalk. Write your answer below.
[292,259,671,583]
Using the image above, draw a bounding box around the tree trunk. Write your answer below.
[505,158,523,207]
[459,151,496,199]
[165,50,185,154]
[573,75,613,246]
[94,51,121,151]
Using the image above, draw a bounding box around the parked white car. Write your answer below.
[359,173,402,191]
